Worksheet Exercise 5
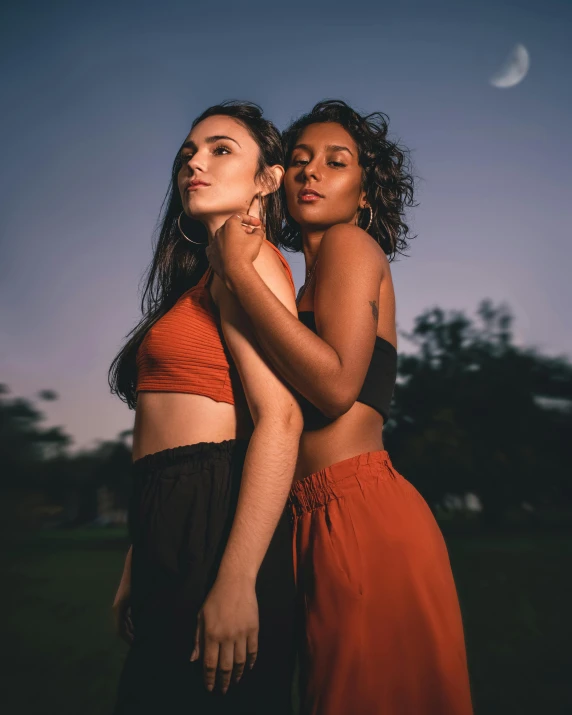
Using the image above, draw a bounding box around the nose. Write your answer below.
[299,158,321,183]
[186,149,207,174]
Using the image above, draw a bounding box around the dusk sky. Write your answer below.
[1,0,571,450]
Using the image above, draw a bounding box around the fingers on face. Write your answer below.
[232,213,261,226]
[243,227,266,238]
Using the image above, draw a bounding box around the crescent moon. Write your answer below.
[490,44,530,88]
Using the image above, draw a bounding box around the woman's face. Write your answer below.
[284,122,366,233]
[177,115,263,223]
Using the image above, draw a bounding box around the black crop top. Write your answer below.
[298,311,397,430]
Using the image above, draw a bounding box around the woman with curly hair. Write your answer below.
[208,100,473,715]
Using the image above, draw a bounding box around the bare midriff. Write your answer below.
[132,392,252,462]
[294,402,385,481]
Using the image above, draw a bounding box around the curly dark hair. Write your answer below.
[280,99,416,259]
[109,101,284,408]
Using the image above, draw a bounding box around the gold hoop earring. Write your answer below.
[177,212,208,246]
[363,206,373,232]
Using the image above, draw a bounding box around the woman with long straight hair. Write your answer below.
[208,100,474,715]
[110,101,302,714]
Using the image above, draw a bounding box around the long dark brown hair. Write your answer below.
[280,99,416,258]
[109,101,285,409]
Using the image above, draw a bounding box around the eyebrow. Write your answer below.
[292,142,354,156]
[181,135,242,152]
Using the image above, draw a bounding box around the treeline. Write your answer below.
[1,301,571,528]
[387,301,572,525]
[0,385,132,528]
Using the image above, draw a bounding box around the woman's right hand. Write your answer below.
[112,583,134,645]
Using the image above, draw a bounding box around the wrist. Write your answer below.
[227,261,257,293]
[216,562,257,587]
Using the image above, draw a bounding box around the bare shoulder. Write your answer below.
[211,240,291,311]
[320,224,386,275]
[252,240,296,312]
[254,240,288,270]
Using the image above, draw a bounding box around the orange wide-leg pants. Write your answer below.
[289,450,473,715]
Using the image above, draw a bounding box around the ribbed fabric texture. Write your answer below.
[136,242,294,404]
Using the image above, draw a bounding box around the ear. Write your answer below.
[258,164,285,196]
[358,189,369,210]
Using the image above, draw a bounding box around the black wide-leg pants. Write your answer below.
[113,440,296,715]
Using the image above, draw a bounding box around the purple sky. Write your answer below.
[1,0,571,450]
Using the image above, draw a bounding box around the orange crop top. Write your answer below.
[136,242,295,405]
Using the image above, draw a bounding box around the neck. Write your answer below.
[301,227,326,274]
[202,207,261,244]
[202,215,230,243]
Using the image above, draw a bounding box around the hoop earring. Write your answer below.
[363,206,373,232]
[177,212,208,246]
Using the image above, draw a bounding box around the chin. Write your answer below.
[290,207,327,225]
[184,198,215,220]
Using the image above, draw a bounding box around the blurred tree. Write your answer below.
[4,297,571,529]
[387,301,572,524]
[37,389,58,401]
[0,385,71,488]
[91,433,133,510]
[0,385,135,526]
[43,432,133,526]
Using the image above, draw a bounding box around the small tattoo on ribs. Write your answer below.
[369,300,379,323]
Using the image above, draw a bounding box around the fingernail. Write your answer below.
[222,687,228,695]
[207,684,214,692]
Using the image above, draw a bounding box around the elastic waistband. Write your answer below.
[132,439,248,476]
[289,450,398,515]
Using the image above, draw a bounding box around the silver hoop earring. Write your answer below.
[177,212,208,246]
[363,206,373,232]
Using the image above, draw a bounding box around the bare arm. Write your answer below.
[219,223,385,418]
[193,241,302,692]
[214,242,302,581]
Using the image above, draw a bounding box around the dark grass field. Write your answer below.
[2,526,571,715]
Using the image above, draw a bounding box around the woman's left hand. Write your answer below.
[190,573,259,694]
[207,214,265,291]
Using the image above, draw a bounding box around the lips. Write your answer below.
[187,180,210,191]
[298,187,323,202]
